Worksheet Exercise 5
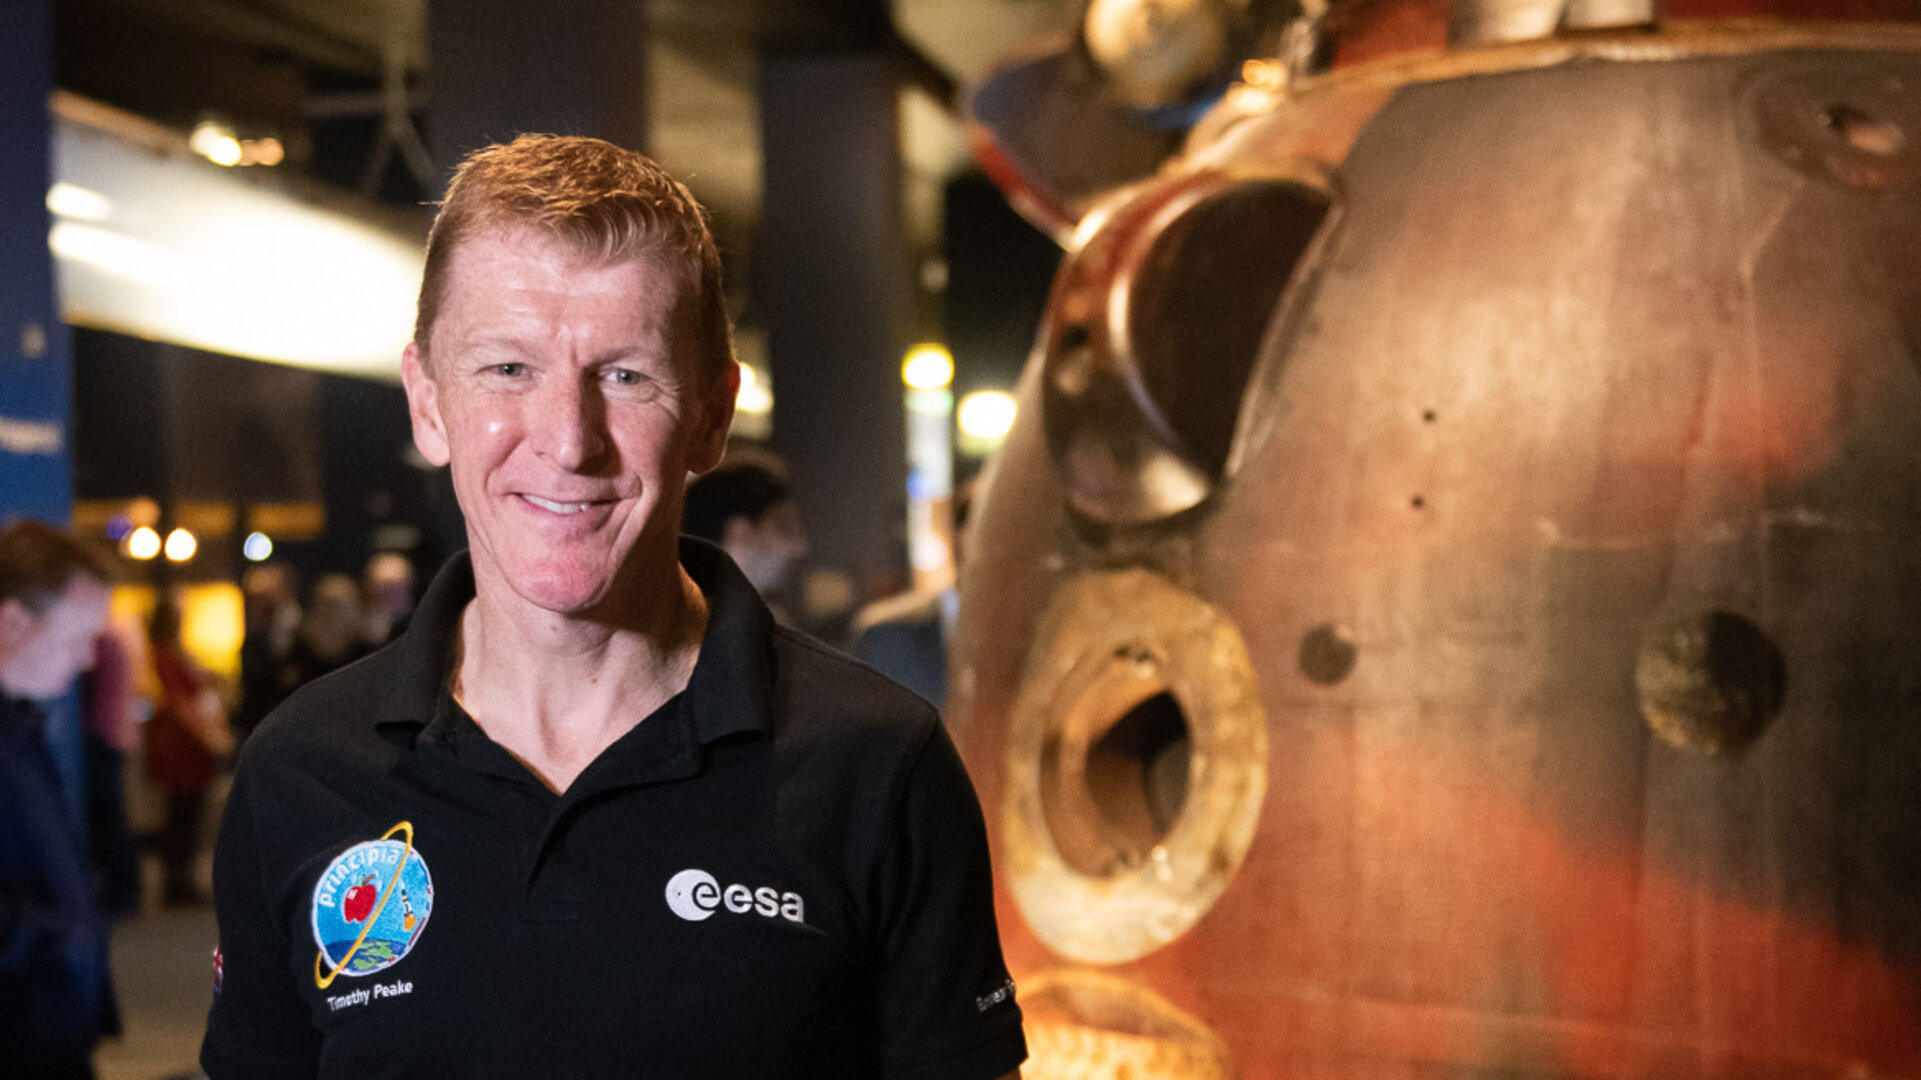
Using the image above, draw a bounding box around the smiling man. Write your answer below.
[201,135,1026,1080]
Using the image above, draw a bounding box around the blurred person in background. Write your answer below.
[680,456,809,621]
[233,562,301,745]
[361,551,418,645]
[144,595,232,906]
[288,572,374,686]
[79,623,141,918]
[0,520,120,1079]
[850,478,976,711]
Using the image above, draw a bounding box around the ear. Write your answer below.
[687,362,740,477]
[401,343,451,467]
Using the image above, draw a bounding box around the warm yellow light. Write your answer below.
[1241,58,1287,92]
[46,182,112,222]
[245,137,285,167]
[902,344,954,390]
[126,526,162,560]
[164,527,198,562]
[178,583,245,680]
[190,121,244,167]
[48,222,191,286]
[52,106,424,378]
[958,390,1019,441]
[736,362,773,416]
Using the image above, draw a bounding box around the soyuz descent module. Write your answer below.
[952,1,1921,1076]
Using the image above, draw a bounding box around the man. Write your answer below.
[203,135,1026,1080]
[0,520,118,1079]
[681,456,810,616]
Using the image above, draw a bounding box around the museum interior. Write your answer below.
[5,1,1921,1077]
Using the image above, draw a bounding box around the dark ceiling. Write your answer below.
[48,0,1075,231]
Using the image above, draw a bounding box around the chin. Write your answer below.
[513,575,616,618]
[479,552,615,615]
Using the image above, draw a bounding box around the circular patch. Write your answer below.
[311,822,434,988]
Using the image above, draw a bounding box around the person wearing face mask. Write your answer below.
[680,456,810,622]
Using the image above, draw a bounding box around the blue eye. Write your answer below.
[608,369,646,386]
[490,362,527,377]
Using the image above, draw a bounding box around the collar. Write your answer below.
[374,538,778,748]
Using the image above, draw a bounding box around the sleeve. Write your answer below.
[875,721,1028,1080]
[200,770,323,1079]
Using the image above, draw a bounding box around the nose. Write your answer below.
[531,373,610,472]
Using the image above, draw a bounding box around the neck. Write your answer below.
[453,563,708,794]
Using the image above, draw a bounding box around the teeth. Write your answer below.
[526,495,589,514]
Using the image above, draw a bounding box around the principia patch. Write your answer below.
[312,821,434,991]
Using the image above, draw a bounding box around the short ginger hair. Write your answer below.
[414,134,735,384]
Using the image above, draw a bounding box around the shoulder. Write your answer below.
[756,626,956,812]
[768,625,939,741]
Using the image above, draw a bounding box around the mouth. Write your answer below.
[520,494,607,515]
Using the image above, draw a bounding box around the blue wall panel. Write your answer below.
[1,0,73,525]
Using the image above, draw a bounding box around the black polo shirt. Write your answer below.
[202,541,1025,1080]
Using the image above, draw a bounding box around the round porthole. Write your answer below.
[1040,651,1193,878]
[1005,569,1266,964]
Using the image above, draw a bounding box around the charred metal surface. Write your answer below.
[1041,172,1334,524]
[954,11,1921,1078]
[1750,64,1921,190]
[1314,1,1921,73]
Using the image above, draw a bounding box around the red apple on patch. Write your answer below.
[343,875,379,923]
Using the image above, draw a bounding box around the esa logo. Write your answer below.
[665,868,805,924]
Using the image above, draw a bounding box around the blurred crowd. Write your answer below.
[1,519,427,1078]
[68,549,421,913]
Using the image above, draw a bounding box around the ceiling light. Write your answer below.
[45,182,112,221]
[164,527,198,562]
[126,526,162,561]
[902,343,954,390]
[958,390,1019,454]
[189,121,244,167]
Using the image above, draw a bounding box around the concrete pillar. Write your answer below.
[427,0,651,173]
[757,50,912,609]
[1,0,72,523]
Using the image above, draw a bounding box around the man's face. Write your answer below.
[0,576,111,700]
[402,226,737,618]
